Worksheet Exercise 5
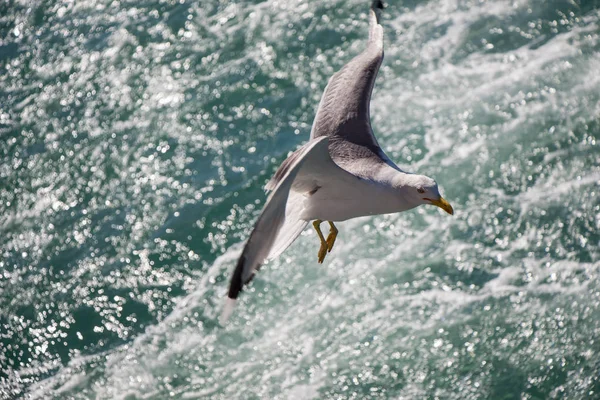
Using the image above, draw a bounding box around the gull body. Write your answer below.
[223,1,453,319]
[300,163,433,222]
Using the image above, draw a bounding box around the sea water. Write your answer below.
[1,0,599,398]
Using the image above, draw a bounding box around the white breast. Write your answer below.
[300,177,418,222]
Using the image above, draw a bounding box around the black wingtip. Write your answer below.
[372,0,385,10]
[227,253,258,300]
[227,254,246,300]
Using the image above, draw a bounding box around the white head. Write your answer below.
[393,173,454,215]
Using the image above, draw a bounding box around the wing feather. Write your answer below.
[223,135,368,320]
[310,0,385,153]
[224,137,330,321]
[265,190,308,261]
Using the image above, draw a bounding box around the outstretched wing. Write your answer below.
[310,0,385,155]
[223,137,336,321]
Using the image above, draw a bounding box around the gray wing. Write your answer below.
[310,0,388,170]
[223,137,333,321]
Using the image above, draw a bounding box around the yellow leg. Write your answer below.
[312,220,328,264]
[326,221,338,253]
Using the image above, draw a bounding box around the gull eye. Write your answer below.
[417,188,425,194]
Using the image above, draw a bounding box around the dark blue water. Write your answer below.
[1,0,599,398]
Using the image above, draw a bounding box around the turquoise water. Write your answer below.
[1,0,600,398]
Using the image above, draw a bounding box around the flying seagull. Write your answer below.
[223,0,453,320]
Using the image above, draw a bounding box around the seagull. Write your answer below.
[223,0,453,320]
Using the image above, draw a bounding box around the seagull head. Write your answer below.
[394,174,454,215]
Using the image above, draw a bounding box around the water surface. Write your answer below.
[1,0,599,398]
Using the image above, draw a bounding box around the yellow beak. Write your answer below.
[425,197,454,215]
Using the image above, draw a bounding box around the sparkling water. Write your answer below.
[1,0,599,398]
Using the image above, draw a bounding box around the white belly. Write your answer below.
[299,178,417,222]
